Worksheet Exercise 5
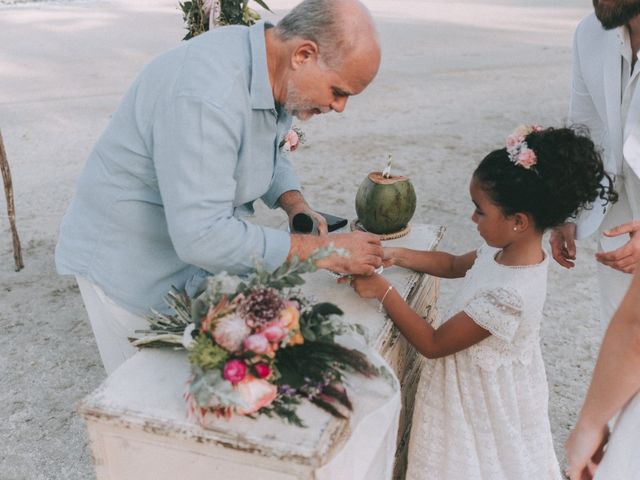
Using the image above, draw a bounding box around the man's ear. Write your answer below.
[291,40,319,69]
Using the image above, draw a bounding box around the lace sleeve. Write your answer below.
[463,287,523,342]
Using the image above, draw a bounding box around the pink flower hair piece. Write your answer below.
[505,124,543,169]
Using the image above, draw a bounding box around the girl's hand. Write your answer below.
[382,247,397,268]
[565,421,609,480]
[349,273,389,300]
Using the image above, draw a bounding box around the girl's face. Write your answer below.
[469,177,516,248]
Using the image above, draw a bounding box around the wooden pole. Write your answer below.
[0,129,24,271]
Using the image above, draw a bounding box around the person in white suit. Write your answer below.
[550,0,640,329]
[565,267,640,480]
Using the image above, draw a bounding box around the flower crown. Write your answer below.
[506,125,543,169]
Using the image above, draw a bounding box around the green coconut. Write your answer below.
[355,172,417,234]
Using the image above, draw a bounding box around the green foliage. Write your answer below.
[190,366,247,408]
[188,334,229,370]
[262,396,305,427]
[179,0,272,41]
[300,302,345,343]
[274,341,377,390]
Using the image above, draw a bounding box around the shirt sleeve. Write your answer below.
[261,150,302,209]
[569,21,605,145]
[463,287,523,343]
[152,94,290,274]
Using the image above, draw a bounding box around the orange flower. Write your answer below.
[278,305,300,330]
[278,305,304,346]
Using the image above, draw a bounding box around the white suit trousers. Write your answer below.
[594,392,640,480]
[76,276,149,374]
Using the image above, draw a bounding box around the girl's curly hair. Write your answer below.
[473,126,618,231]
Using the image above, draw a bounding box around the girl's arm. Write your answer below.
[384,247,477,279]
[565,268,640,480]
[350,274,490,358]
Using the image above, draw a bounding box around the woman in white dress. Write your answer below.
[346,126,617,479]
[565,265,640,480]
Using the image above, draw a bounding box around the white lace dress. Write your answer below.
[406,244,562,480]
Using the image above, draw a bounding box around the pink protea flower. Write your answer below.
[212,313,250,352]
[243,333,270,354]
[254,363,272,379]
[261,323,287,343]
[223,359,248,385]
[235,376,278,415]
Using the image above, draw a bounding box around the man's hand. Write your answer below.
[315,231,383,275]
[595,220,640,274]
[565,422,609,480]
[550,222,577,268]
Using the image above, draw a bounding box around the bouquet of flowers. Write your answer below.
[131,249,378,426]
[179,0,272,40]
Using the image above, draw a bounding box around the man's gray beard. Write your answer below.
[284,80,316,120]
[593,0,640,29]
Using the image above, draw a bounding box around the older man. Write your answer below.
[551,0,640,329]
[55,0,383,373]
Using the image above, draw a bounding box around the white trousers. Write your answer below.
[596,168,640,330]
[76,276,149,374]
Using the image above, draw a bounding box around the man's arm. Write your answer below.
[277,190,329,235]
[153,96,292,274]
[551,22,603,268]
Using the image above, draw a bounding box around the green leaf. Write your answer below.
[312,303,343,317]
[252,0,272,13]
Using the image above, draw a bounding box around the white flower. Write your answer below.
[204,271,242,296]
[213,313,251,352]
[181,323,197,349]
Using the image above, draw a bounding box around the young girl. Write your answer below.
[347,126,617,479]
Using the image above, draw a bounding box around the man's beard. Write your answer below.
[593,0,640,29]
[283,81,326,121]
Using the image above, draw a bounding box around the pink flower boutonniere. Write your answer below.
[279,127,306,152]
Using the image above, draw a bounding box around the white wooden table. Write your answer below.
[79,223,444,480]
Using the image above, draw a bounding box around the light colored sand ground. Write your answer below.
[0,0,602,478]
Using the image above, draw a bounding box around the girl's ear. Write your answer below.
[291,40,319,69]
[512,212,531,232]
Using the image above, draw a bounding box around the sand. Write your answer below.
[0,0,602,478]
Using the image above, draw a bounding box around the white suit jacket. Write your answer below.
[570,14,640,239]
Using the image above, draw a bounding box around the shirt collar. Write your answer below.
[249,21,276,110]
[618,25,634,63]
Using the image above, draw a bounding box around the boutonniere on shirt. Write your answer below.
[279,127,306,152]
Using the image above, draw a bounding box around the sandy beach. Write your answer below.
[0,0,603,478]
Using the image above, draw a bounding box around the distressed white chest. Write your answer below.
[79,224,443,479]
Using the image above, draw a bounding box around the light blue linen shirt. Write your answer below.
[55,22,300,315]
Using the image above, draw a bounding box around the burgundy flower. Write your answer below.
[254,363,271,379]
[223,359,247,385]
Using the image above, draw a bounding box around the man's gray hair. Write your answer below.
[275,0,356,68]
